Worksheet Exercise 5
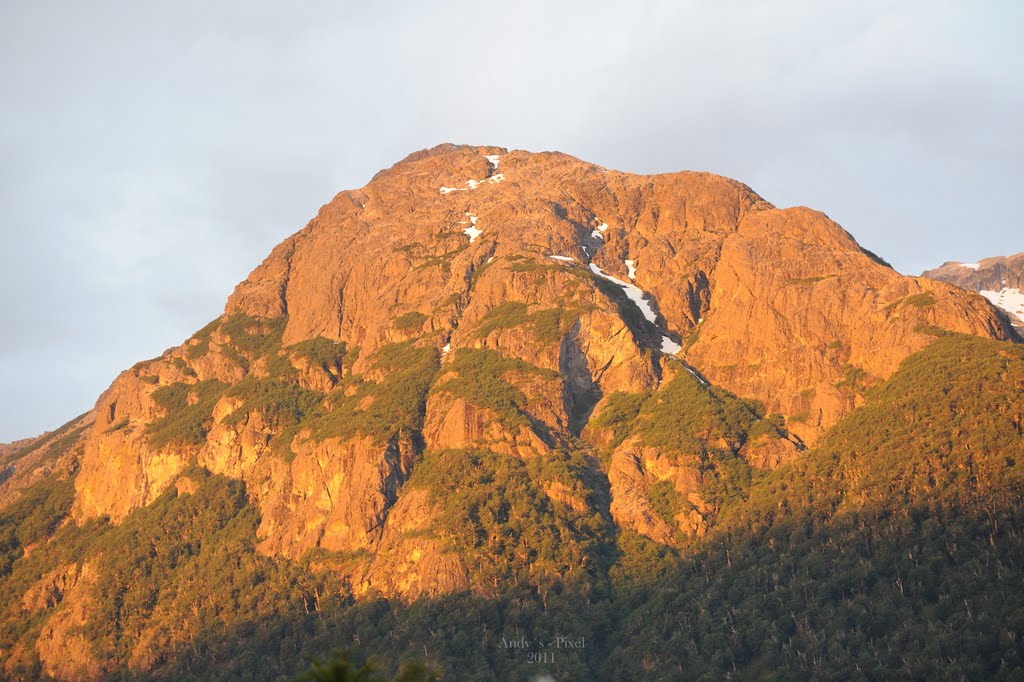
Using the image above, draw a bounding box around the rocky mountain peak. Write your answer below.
[1,145,1021,680]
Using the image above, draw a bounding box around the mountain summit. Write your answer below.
[1,145,1021,680]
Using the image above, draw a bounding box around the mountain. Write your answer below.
[922,253,1024,331]
[1,145,1021,680]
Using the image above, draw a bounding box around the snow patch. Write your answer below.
[549,255,575,263]
[980,287,1024,325]
[588,222,610,241]
[960,263,981,270]
[442,343,451,355]
[588,264,658,323]
[660,336,682,355]
[485,154,501,169]
[624,259,637,280]
[463,213,482,243]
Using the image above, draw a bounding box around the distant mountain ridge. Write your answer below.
[922,252,1024,330]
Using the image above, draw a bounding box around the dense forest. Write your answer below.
[1,333,1022,680]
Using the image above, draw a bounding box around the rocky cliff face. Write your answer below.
[922,252,1024,331]
[10,144,1017,618]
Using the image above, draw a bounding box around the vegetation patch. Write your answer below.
[222,379,323,460]
[860,246,894,268]
[835,363,870,394]
[746,413,787,441]
[408,448,610,594]
[886,291,937,311]
[786,275,835,286]
[508,260,562,274]
[413,244,470,273]
[903,292,937,308]
[284,336,346,373]
[914,324,951,337]
[186,317,221,360]
[646,479,683,529]
[474,302,592,344]
[169,356,196,377]
[632,373,765,457]
[393,311,428,331]
[433,349,557,430]
[306,342,438,445]
[222,313,287,360]
[438,293,462,309]
[474,302,530,338]
[0,473,75,576]
[683,322,702,352]
[588,391,648,455]
[146,381,228,449]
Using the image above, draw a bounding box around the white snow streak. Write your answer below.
[624,259,637,280]
[555,256,685,358]
[442,343,451,354]
[683,365,708,385]
[588,264,658,324]
[960,263,981,270]
[485,154,501,169]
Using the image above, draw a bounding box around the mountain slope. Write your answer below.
[0,144,1021,680]
[3,333,1021,680]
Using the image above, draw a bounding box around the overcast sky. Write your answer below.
[1,1,1021,440]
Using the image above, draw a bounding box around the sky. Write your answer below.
[1,1,1022,441]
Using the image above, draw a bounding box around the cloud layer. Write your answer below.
[1,1,1021,439]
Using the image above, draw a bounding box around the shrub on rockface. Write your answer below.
[432,348,558,431]
[146,381,229,449]
[407,448,612,597]
[307,342,439,445]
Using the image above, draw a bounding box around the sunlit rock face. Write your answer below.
[14,143,1008,608]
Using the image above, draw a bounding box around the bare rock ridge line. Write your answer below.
[1,144,1016,613]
